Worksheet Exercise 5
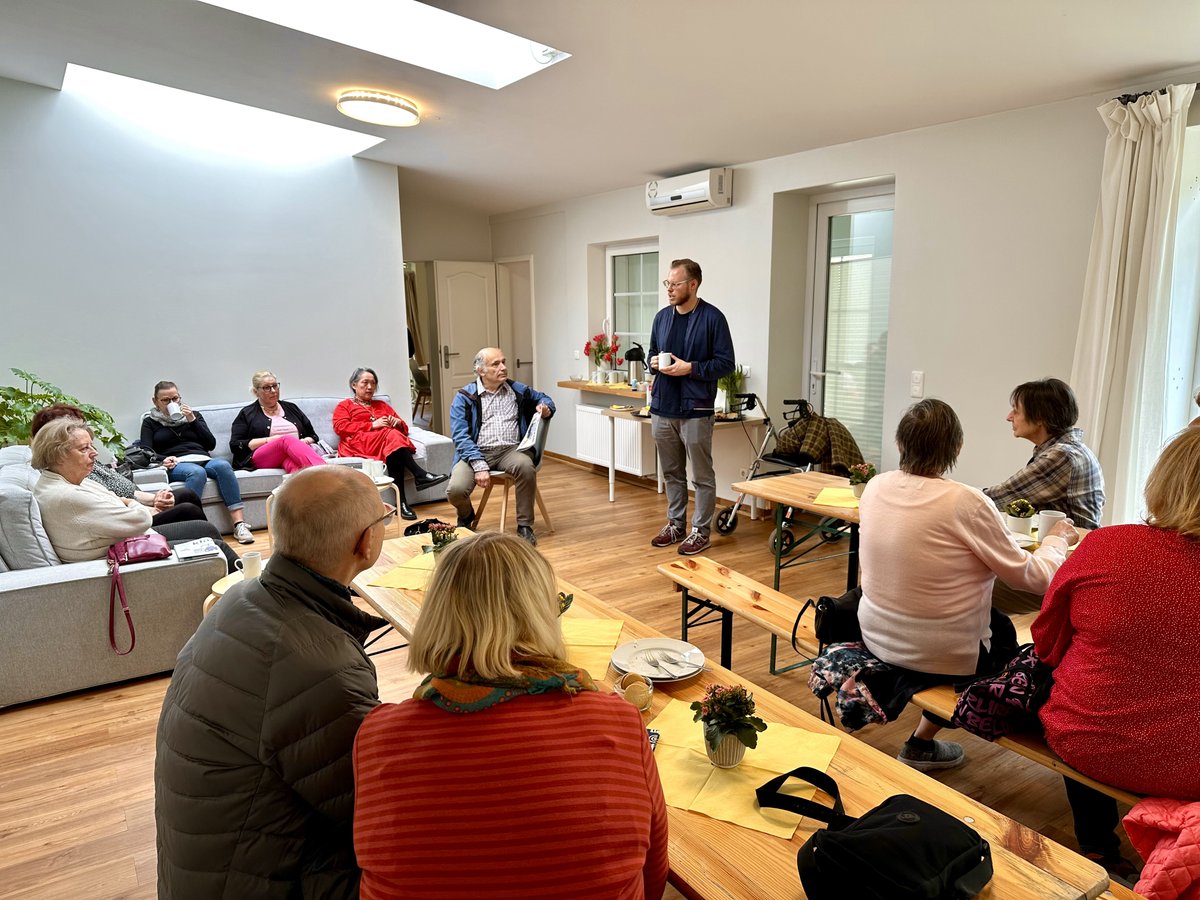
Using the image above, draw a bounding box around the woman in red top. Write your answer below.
[1034,427,1200,876]
[332,367,447,520]
[352,532,669,900]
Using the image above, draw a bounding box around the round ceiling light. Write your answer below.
[336,90,420,127]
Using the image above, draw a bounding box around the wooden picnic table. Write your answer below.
[353,534,1110,900]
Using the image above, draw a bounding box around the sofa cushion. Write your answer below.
[0,445,33,468]
[0,463,61,569]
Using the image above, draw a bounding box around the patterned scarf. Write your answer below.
[414,654,597,713]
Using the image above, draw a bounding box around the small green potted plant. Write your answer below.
[690,683,767,768]
[848,462,877,498]
[1005,498,1036,535]
[716,364,746,415]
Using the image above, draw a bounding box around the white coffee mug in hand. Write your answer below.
[1038,510,1067,539]
[657,352,673,371]
[236,551,262,578]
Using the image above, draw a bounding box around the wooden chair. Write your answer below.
[472,417,554,534]
[409,359,432,419]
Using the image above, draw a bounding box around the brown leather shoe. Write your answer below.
[650,523,685,548]
[678,531,711,556]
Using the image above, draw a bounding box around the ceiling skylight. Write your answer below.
[60,65,384,167]
[194,0,570,90]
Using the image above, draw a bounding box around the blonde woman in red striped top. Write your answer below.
[353,532,668,900]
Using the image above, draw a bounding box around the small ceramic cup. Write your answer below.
[235,551,262,578]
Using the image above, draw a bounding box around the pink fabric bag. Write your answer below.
[106,533,171,655]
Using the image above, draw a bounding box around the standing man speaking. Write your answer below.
[648,258,735,556]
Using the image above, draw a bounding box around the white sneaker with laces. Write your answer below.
[234,522,254,545]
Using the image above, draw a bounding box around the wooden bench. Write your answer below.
[658,555,1143,808]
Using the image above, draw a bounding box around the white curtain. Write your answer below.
[1070,84,1195,525]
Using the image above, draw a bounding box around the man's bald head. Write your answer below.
[473,348,508,391]
[272,467,384,578]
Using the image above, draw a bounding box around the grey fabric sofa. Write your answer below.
[0,446,226,707]
[133,396,454,532]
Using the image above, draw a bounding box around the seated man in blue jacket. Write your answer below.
[447,347,555,544]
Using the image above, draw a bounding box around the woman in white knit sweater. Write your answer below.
[32,418,154,562]
[859,399,1079,771]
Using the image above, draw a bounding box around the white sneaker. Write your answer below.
[234,522,254,545]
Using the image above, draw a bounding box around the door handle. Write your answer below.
[516,358,532,367]
[442,345,461,369]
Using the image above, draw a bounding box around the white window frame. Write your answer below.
[605,241,659,357]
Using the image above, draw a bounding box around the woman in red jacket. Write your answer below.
[1034,426,1200,881]
[353,532,669,900]
[332,367,447,520]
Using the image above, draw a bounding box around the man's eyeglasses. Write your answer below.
[359,504,396,544]
[258,384,281,392]
[662,279,688,289]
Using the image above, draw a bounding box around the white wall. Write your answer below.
[491,93,1107,495]
[398,190,493,262]
[0,75,409,440]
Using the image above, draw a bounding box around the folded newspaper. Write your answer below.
[515,415,541,453]
[172,538,222,559]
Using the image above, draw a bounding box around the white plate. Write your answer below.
[1012,534,1036,548]
[611,638,704,681]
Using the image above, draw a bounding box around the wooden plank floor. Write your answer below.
[0,458,1135,897]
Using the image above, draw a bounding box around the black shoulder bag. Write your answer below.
[795,584,863,653]
[756,766,993,900]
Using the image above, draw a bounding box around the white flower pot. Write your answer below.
[851,483,866,498]
[705,731,747,768]
[1007,515,1033,535]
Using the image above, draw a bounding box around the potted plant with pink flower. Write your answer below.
[690,683,767,768]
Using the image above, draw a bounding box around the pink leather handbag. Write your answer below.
[106,533,171,655]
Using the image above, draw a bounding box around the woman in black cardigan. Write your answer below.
[228,371,327,472]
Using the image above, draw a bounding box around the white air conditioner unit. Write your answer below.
[646,167,733,216]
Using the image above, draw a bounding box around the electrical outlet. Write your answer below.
[573,350,580,359]
[742,366,750,378]
[910,370,924,399]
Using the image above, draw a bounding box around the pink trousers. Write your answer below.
[251,435,326,473]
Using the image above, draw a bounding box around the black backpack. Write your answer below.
[757,767,993,899]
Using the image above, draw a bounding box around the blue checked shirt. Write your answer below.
[983,428,1105,530]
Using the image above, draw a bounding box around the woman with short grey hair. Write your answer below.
[332,366,447,520]
[32,417,237,570]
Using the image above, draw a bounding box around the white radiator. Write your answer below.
[574,405,656,476]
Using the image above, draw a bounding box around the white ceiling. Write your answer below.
[2,0,1199,215]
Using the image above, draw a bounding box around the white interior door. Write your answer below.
[806,195,894,466]
[435,261,499,419]
[497,256,535,386]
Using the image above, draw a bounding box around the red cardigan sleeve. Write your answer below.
[1032,535,1094,666]
[333,399,371,438]
[374,401,410,437]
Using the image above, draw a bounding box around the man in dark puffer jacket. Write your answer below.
[155,466,389,899]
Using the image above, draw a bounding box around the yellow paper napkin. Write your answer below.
[561,618,624,647]
[648,699,841,838]
[561,618,624,681]
[368,551,436,589]
[812,487,859,509]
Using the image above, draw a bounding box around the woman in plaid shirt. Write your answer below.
[983,378,1104,531]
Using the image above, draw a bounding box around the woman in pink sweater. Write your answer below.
[859,399,1079,771]
[1033,426,1200,878]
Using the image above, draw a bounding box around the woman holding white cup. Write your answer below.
[332,367,448,520]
